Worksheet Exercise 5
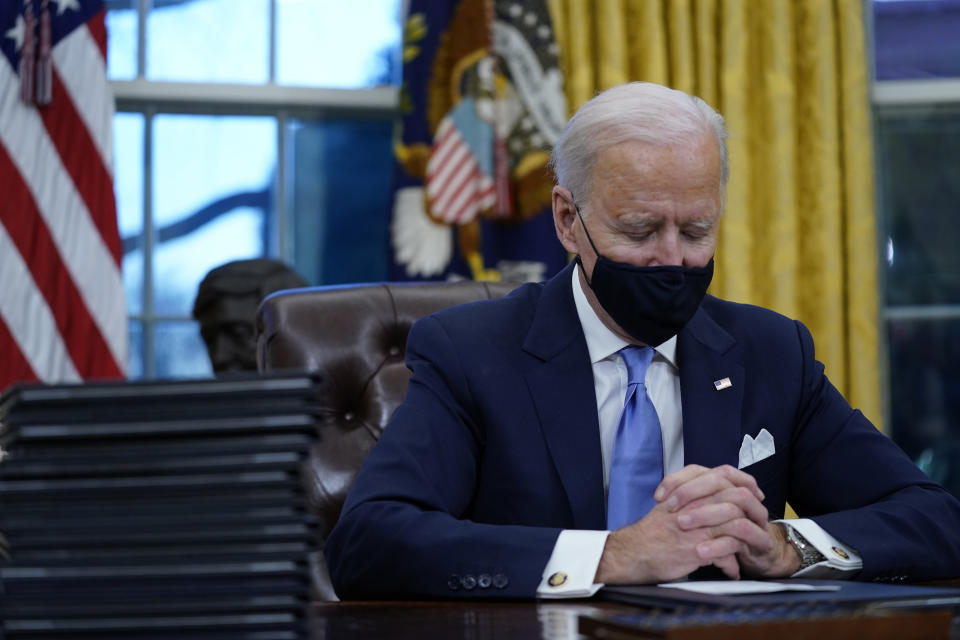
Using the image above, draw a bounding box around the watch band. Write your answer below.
[782,522,825,570]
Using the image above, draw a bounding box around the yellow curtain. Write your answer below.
[547,0,881,430]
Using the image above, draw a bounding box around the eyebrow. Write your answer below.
[616,215,716,233]
[682,219,716,232]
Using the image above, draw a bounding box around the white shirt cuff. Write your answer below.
[536,529,609,598]
[774,518,862,578]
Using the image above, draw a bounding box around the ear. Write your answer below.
[552,186,580,255]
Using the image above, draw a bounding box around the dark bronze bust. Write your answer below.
[192,259,307,373]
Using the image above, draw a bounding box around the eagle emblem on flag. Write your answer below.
[391,0,567,281]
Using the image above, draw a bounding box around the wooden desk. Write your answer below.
[309,597,960,640]
[308,600,637,639]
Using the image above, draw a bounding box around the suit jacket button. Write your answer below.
[492,573,509,589]
[447,574,461,591]
[478,573,492,588]
[461,574,477,590]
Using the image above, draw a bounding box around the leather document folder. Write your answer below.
[583,580,960,639]
[598,579,960,610]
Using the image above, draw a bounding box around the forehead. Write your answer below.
[588,136,722,219]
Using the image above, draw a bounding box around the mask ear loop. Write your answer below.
[568,195,603,286]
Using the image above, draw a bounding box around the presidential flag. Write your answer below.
[390,0,568,283]
[0,0,126,392]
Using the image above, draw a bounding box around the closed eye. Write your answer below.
[626,229,655,242]
[619,219,661,241]
[681,222,714,240]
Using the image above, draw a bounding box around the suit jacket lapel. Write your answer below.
[677,302,745,469]
[522,263,607,530]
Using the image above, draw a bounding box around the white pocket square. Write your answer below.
[738,428,775,469]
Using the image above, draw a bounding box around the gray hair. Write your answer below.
[549,82,729,209]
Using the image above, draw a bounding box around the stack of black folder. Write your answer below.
[0,374,322,639]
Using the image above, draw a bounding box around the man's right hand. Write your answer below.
[594,464,772,584]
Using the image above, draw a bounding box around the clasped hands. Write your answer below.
[595,464,800,584]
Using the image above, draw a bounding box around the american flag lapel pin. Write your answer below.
[714,377,732,391]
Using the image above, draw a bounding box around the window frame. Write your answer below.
[110,0,400,378]
[872,75,960,434]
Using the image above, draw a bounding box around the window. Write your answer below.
[109,0,402,379]
[872,0,960,497]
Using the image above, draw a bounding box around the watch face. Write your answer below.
[801,547,821,566]
[798,535,824,567]
[784,524,822,568]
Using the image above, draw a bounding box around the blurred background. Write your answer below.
[3,0,959,494]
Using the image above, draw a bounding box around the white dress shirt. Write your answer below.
[536,266,861,598]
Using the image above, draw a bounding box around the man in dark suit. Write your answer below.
[325,82,960,599]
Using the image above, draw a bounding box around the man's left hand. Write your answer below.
[736,521,802,578]
[657,464,800,578]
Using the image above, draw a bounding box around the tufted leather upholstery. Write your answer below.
[256,281,516,599]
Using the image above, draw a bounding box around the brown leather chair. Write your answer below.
[256,281,516,599]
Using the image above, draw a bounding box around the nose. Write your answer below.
[648,233,684,267]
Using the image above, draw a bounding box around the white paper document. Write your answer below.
[657,580,842,595]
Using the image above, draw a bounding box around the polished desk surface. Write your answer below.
[309,594,960,640]
[308,600,637,640]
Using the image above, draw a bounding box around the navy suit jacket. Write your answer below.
[326,262,960,599]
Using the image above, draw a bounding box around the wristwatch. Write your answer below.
[781,522,825,570]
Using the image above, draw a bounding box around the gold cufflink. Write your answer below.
[832,546,850,560]
[547,572,568,587]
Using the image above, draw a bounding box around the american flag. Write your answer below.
[0,0,126,392]
[425,113,497,225]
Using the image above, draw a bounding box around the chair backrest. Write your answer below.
[256,281,516,594]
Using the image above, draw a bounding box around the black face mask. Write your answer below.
[573,203,714,346]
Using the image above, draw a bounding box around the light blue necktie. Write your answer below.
[606,346,664,530]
